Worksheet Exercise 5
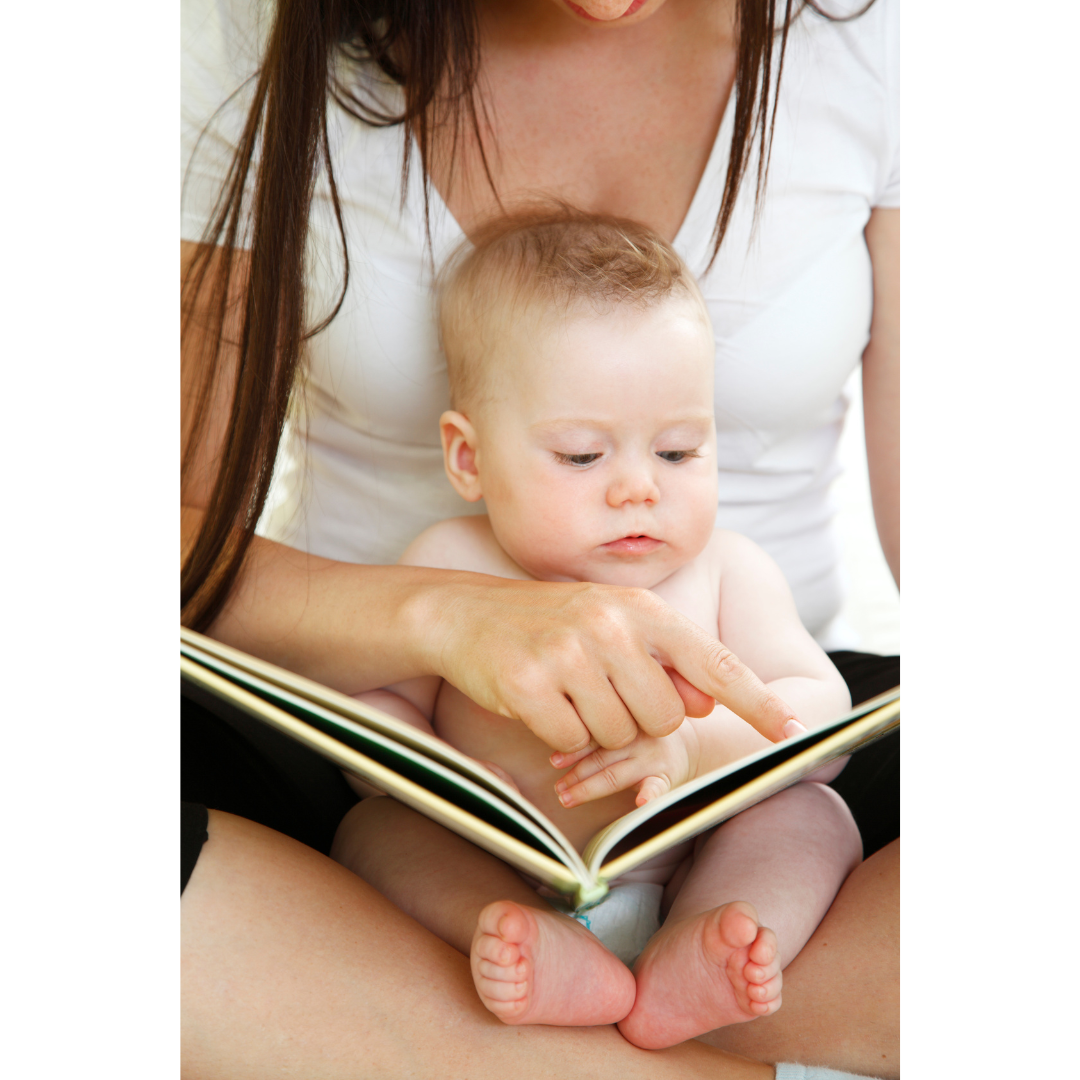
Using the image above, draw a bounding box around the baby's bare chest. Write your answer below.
[430,556,721,851]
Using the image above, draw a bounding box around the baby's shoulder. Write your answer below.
[706,527,768,565]
[398,516,528,579]
[705,527,796,607]
[703,527,782,580]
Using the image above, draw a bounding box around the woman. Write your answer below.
[181,0,899,1073]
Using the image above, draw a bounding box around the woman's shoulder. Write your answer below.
[796,0,897,57]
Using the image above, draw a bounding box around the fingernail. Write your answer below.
[559,792,572,807]
[554,781,567,794]
[550,753,565,767]
[783,719,808,740]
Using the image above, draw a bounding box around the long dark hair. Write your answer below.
[181,0,875,631]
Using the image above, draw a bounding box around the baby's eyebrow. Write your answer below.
[529,413,714,434]
[528,418,612,433]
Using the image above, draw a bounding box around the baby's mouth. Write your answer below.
[600,535,664,555]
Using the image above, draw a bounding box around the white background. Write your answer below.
[2,0,1079,1075]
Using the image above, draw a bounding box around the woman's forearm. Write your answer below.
[185,506,466,695]
[182,508,800,751]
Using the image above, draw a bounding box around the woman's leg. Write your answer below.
[698,839,900,1080]
[182,809,772,1079]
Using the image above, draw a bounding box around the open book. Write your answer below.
[181,628,899,910]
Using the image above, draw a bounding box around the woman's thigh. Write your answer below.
[181,809,772,1080]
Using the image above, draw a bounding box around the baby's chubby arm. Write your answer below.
[344,679,441,799]
[710,529,851,739]
[553,532,852,806]
[353,681,441,736]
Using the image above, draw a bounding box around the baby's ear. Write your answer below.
[440,411,483,502]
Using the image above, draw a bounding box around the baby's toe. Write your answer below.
[749,992,782,1017]
[483,993,529,1019]
[480,901,531,946]
[747,925,778,967]
[476,975,528,1003]
[747,972,783,1004]
[716,902,760,951]
[475,956,526,982]
[745,951,781,986]
[474,933,520,967]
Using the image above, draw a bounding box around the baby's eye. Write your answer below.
[656,449,700,463]
[555,452,602,467]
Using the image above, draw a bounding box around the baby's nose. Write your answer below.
[605,466,660,507]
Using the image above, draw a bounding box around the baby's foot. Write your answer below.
[471,900,636,1026]
[617,901,781,1049]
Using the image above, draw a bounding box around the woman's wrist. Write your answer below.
[198,535,466,693]
[392,568,466,683]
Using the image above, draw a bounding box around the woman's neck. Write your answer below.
[427,0,737,242]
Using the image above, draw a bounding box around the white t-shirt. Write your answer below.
[181,0,899,648]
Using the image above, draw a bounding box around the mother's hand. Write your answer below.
[422,574,796,755]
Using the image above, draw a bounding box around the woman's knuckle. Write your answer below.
[551,635,587,668]
[583,599,627,638]
[502,668,537,706]
[610,586,650,619]
[705,640,740,679]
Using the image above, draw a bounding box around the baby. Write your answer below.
[332,213,860,1050]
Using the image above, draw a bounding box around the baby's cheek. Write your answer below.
[499,504,593,579]
[667,498,716,559]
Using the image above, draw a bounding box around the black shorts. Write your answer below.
[180,650,899,890]
[180,801,209,894]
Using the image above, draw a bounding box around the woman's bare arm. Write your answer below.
[862,207,900,587]
[181,242,797,752]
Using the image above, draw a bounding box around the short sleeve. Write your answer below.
[873,0,900,208]
[775,1064,886,1080]
[181,0,270,244]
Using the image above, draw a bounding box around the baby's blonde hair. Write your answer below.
[438,209,709,410]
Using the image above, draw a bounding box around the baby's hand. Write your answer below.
[551,726,697,809]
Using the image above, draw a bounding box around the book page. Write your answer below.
[582,690,899,882]
[182,631,586,860]
[182,636,596,895]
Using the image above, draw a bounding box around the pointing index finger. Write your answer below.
[661,631,795,743]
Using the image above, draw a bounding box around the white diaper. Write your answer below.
[547,882,664,967]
